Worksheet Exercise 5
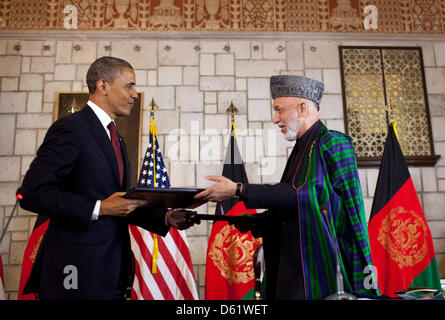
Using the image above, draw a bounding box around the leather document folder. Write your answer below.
[124,187,207,209]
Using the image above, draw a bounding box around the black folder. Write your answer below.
[123,187,207,209]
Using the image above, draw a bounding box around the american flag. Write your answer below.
[129,123,199,300]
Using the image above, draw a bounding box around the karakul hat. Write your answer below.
[270,75,324,105]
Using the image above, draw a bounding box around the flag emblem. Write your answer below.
[208,222,262,285]
[29,234,44,263]
[377,206,428,269]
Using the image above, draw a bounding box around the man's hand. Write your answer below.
[100,192,148,217]
[194,175,237,202]
[167,209,200,230]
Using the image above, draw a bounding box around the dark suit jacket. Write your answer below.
[19,105,170,300]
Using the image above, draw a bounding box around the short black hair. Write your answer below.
[86,56,133,94]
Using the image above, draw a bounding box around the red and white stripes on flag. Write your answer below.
[130,226,198,300]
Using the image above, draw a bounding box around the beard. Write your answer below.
[278,110,302,141]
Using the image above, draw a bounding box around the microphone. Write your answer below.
[0,192,24,246]
[253,244,264,300]
[321,204,356,300]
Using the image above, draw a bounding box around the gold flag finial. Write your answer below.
[385,98,396,125]
[148,97,159,119]
[226,101,239,123]
[385,98,399,139]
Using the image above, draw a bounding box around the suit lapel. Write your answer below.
[82,106,121,189]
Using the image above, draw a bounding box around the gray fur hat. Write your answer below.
[270,75,324,105]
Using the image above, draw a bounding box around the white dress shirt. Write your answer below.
[87,100,115,221]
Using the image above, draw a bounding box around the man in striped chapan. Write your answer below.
[196,75,377,300]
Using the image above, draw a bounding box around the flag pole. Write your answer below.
[148,98,159,183]
[226,101,239,181]
[148,98,160,273]
[385,99,398,139]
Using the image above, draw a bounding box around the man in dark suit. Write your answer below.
[18,56,195,300]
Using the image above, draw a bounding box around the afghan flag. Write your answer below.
[17,215,49,300]
[368,122,441,297]
[205,123,261,300]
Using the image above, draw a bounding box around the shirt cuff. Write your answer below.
[91,200,100,221]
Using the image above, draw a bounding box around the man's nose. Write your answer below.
[273,111,280,124]
[130,87,138,98]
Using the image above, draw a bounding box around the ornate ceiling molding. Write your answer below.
[1,0,444,35]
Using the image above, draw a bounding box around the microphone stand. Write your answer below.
[321,205,356,300]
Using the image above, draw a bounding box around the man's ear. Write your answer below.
[297,100,309,117]
[96,79,108,96]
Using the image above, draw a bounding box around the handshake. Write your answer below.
[163,174,238,231]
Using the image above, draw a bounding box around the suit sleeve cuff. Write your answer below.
[240,183,248,201]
